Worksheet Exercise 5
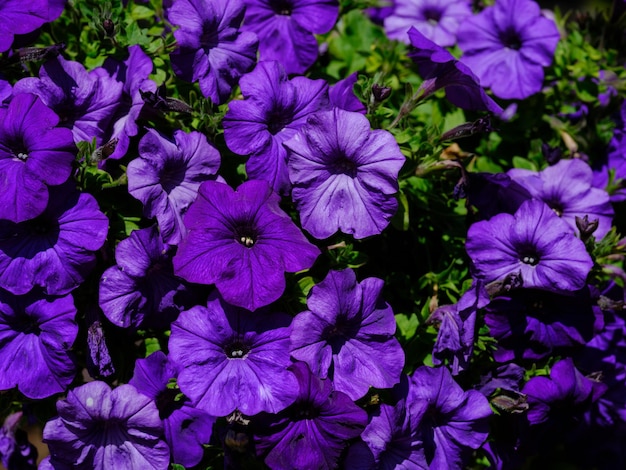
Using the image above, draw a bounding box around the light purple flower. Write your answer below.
[0,184,108,296]
[286,108,405,240]
[508,159,614,240]
[13,56,123,146]
[223,61,330,195]
[457,0,560,100]
[169,293,299,416]
[290,269,404,400]
[241,0,339,74]
[0,290,77,399]
[42,381,170,470]
[465,199,593,293]
[385,0,472,47]
[173,179,320,311]
[127,128,221,245]
[167,0,258,104]
[99,226,198,329]
[0,93,75,223]
[254,361,368,470]
[130,351,215,468]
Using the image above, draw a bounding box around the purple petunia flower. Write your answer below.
[0,93,75,223]
[101,45,158,162]
[407,27,503,114]
[408,366,492,469]
[0,0,63,52]
[508,159,613,240]
[0,290,77,399]
[42,381,170,470]
[13,56,123,146]
[167,0,258,104]
[173,179,320,311]
[0,412,37,470]
[465,199,593,294]
[457,0,560,100]
[254,361,368,470]
[127,128,221,245]
[169,292,299,416]
[223,61,330,195]
[329,72,366,114]
[99,226,198,329]
[290,269,404,400]
[385,0,472,47]
[285,108,405,240]
[593,125,626,203]
[241,0,339,75]
[130,351,215,468]
[0,184,108,296]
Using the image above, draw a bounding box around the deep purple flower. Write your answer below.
[169,293,299,416]
[291,269,404,400]
[407,27,503,114]
[594,129,626,202]
[485,287,601,362]
[223,61,330,195]
[173,180,320,311]
[13,56,123,146]
[127,128,221,245]
[167,0,258,104]
[329,72,366,114]
[42,381,170,470]
[101,45,158,162]
[385,0,472,47]
[99,226,198,329]
[466,199,593,293]
[460,172,532,219]
[130,351,215,468]
[0,290,77,399]
[0,0,59,52]
[0,412,37,470]
[254,361,368,470]
[0,79,12,105]
[286,108,405,239]
[241,0,339,74]
[457,0,560,100]
[508,159,613,240]
[408,366,492,469]
[0,184,108,295]
[0,93,75,223]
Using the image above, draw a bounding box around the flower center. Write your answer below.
[499,28,523,50]
[547,200,564,217]
[330,157,358,178]
[14,316,41,335]
[159,161,186,194]
[270,0,293,15]
[266,108,294,135]
[422,7,442,25]
[224,340,251,359]
[234,224,258,248]
[10,139,29,162]
[520,253,540,266]
[292,400,320,420]
[200,21,219,49]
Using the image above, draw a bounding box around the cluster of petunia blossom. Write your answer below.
[0,0,625,468]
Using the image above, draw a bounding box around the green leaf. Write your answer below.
[395,313,419,340]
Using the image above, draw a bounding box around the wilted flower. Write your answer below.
[167,0,258,104]
[457,0,560,99]
[286,108,405,240]
[173,180,320,311]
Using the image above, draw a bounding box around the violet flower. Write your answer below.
[99,226,198,329]
[285,108,405,240]
[329,72,366,114]
[0,289,77,399]
[241,0,339,74]
[408,366,492,469]
[173,180,320,311]
[508,159,613,240]
[457,0,560,100]
[290,269,404,400]
[0,184,108,296]
[168,293,299,416]
[385,0,472,47]
[0,93,75,223]
[13,56,123,146]
[130,351,215,468]
[42,381,170,470]
[0,0,61,52]
[254,361,368,470]
[223,60,330,195]
[407,27,503,114]
[465,199,593,294]
[167,0,258,104]
[127,128,221,245]
[0,412,37,470]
